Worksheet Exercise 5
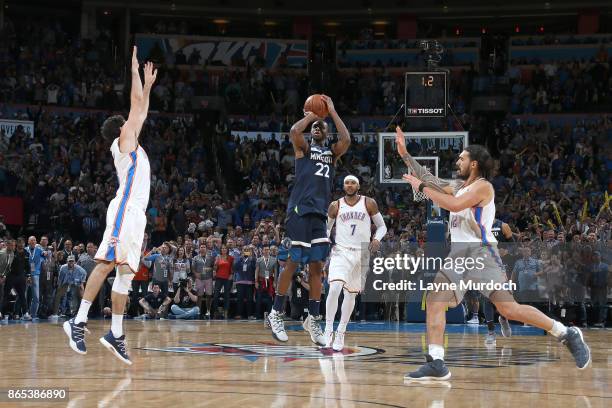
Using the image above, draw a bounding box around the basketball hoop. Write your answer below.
[410,180,428,202]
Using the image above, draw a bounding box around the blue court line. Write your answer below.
[0,318,551,335]
[285,321,547,336]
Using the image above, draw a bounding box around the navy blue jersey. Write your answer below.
[491,219,511,242]
[287,144,335,217]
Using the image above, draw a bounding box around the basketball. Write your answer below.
[304,94,328,118]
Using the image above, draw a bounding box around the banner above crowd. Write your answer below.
[0,119,34,139]
[135,34,308,69]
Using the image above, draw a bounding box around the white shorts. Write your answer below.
[95,198,146,273]
[328,245,370,293]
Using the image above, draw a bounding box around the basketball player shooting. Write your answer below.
[267,95,350,345]
[395,126,591,381]
[63,46,156,365]
[324,175,387,351]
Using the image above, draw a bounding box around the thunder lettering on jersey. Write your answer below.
[287,144,335,216]
[335,196,371,249]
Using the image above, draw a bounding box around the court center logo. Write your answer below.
[138,342,384,361]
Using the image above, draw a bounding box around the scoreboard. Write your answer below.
[404,71,448,118]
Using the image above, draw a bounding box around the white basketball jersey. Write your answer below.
[334,196,372,249]
[449,180,497,243]
[110,138,151,212]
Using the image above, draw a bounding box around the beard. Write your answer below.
[345,190,358,197]
[457,169,469,180]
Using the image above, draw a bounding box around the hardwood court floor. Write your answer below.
[0,319,610,408]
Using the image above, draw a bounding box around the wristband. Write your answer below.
[418,182,426,193]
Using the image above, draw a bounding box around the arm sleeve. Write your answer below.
[372,212,387,242]
[327,216,336,238]
[403,153,456,191]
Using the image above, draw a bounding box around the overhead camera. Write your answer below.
[418,40,444,69]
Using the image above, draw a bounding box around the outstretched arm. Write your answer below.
[322,95,350,159]
[327,200,339,238]
[395,126,454,195]
[403,174,491,212]
[119,47,157,153]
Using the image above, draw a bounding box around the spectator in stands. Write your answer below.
[139,283,171,319]
[146,242,175,296]
[192,242,214,318]
[51,255,84,318]
[588,251,610,328]
[234,245,256,320]
[255,245,277,319]
[211,245,233,319]
[170,277,199,319]
[0,239,16,320]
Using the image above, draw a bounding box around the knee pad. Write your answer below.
[112,271,135,295]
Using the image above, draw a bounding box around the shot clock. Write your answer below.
[404,71,448,118]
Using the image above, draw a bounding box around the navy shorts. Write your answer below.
[285,212,330,263]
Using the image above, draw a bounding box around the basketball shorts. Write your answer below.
[437,243,510,304]
[285,212,329,263]
[95,198,146,273]
[328,244,370,293]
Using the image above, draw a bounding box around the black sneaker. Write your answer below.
[404,354,451,382]
[560,327,591,369]
[63,318,87,355]
[100,331,132,365]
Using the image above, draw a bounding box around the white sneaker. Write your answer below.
[323,330,333,348]
[467,316,480,325]
[267,310,288,342]
[332,331,345,351]
[302,314,325,346]
[48,315,59,320]
[22,313,32,321]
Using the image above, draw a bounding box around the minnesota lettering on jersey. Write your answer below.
[310,151,333,164]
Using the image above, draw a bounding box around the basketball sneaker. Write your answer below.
[303,314,325,346]
[559,327,591,370]
[267,310,288,342]
[63,318,87,355]
[499,316,512,337]
[100,331,132,365]
[404,355,451,382]
[467,315,480,325]
[323,329,333,348]
[332,331,345,351]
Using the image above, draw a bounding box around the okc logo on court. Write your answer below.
[138,342,383,362]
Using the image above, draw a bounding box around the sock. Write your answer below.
[308,299,321,317]
[548,320,568,338]
[487,320,495,333]
[273,294,287,314]
[111,314,124,338]
[325,282,343,333]
[337,291,356,333]
[74,299,92,324]
[429,344,445,361]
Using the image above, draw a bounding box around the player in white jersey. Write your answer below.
[64,47,157,365]
[395,126,590,382]
[323,175,387,351]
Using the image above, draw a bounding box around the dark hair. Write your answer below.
[464,144,494,179]
[101,115,126,140]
